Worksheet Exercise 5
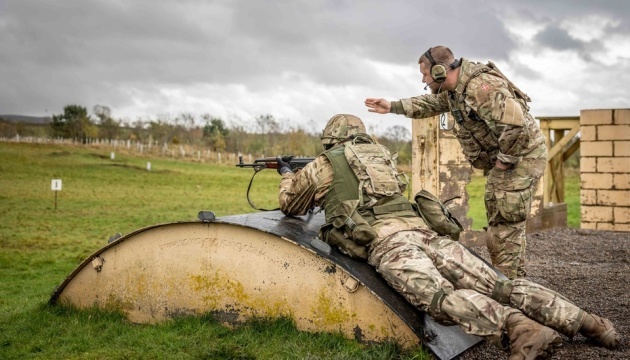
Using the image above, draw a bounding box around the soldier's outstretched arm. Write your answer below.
[364,98,391,114]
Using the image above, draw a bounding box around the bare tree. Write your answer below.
[383,125,412,164]
[93,105,120,140]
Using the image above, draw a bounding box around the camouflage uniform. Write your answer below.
[391,58,547,279]
[279,156,585,340]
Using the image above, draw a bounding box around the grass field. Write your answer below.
[0,142,580,359]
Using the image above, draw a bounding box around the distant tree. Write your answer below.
[51,105,96,141]
[255,114,280,134]
[382,125,412,165]
[179,112,195,130]
[177,112,203,144]
[225,116,247,153]
[255,114,280,154]
[148,119,171,144]
[93,104,111,120]
[202,116,229,137]
[269,124,321,156]
[93,104,120,140]
[202,115,229,151]
[385,125,411,144]
[0,120,17,138]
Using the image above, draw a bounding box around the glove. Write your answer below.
[276,156,292,175]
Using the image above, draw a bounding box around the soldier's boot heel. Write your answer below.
[579,313,620,349]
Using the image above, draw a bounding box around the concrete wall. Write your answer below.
[580,109,630,231]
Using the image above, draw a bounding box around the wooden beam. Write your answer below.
[537,116,580,121]
[538,118,580,131]
[551,157,563,202]
[544,162,553,205]
[547,125,580,160]
[563,139,580,162]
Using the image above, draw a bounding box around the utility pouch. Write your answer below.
[413,190,464,241]
[344,138,405,198]
[319,224,368,260]
[332,200,377,246]
[318,199,375,260]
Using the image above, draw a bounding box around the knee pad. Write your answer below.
[491,279,514,305]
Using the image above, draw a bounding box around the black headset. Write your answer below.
[424,47,461,83]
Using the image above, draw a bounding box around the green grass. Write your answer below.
[465,173,488,230]
[564,172,581,228]
[0,142,431,360]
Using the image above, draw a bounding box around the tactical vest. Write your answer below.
[448,59,531,170]
[319,135,415,260]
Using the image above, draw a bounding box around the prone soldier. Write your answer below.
[278,114,620,360]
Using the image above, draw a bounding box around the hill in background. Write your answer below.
[0,114,51,125]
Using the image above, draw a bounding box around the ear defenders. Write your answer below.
[424,47,460,83]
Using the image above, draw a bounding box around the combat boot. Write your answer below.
[579,313,620,349]
[505,312,562,360]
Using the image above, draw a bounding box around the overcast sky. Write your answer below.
[1,0,629,134]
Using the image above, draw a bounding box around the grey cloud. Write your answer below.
[502,0,630,18]
[2,0,515,89]
[509,62,541,82]
[535,26,584,51]
[504,0,630,37]
[0,0,628,121]
[228,0,514,70]
[534,25,610,63]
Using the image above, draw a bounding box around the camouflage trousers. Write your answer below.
[368,230,584,339]
[485,152,547,279]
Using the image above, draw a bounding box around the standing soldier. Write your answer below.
[277,114,619,360]
[365,46,546,280]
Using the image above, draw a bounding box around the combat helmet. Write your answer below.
[321,114,366,149]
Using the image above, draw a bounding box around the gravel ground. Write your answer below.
[459,227,630,360]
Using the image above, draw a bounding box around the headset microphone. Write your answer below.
[424,80,435,90]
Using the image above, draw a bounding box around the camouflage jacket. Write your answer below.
[279,155,426,248]
[397,58,546,169]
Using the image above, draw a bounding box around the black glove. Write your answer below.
[276,156,292,175]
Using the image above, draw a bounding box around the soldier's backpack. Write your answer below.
[413,190,464,241]
[319,134,412,260]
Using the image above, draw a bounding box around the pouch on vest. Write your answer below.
[318,199,375,260]
[344,137,405,202]
[332,199,377,246]
[413,190,464,241]
[319,223,369,260]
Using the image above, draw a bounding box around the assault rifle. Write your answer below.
[236,155,315,211]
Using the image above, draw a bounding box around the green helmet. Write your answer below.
[320,114,366,148]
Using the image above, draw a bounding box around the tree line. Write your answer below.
[0,104,412,162]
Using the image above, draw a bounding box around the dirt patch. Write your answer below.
[459,227,630,360]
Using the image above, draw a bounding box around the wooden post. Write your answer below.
[552,129,565,202]
[541,121,552,205]
[539,116,580,206]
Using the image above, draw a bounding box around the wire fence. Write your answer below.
[0,135,262,165]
